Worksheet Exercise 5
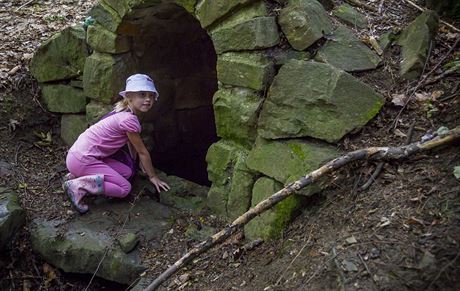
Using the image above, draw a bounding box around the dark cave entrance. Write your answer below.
[130,4,218,186]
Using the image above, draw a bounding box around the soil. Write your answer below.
[1,0,459,291]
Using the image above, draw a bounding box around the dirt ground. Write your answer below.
[1,0,459,290]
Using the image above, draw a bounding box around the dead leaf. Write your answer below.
[394,129,407,138]
[431,90,443,100]
[415,92,432,102]
[391,94,407,106]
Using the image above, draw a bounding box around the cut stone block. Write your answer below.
[278,0,333,50]
[213,87,262,146]
[244,177,304,240]
[217,52,274,91]
[29,26,88,82]
[316,26,381,72]
[332,3,368,28]
[397,10,439,80]
[258,60,383,143]
[41,84,87,113]
[211,16,279,54]
[61,114,88,145]
[196,0,258,28]
[87,23,131,54]
[0,189,26,250]
[86,101,113,125]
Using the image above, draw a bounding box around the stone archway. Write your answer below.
[84,3,218,185]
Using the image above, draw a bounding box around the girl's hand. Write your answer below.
[149,176,170,193]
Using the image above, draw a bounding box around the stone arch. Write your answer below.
[84,2,220,185]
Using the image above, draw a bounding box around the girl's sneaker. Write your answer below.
[62,173,76,183]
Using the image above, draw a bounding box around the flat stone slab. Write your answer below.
[30,196,175,285]
[316,26,381,72]
[0,188,26,250]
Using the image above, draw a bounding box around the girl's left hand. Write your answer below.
[149,176,171,193]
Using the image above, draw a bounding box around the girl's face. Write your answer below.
[127,91,155,113]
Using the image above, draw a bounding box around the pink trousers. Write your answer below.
[66,152,132,198]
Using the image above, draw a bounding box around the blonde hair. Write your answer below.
[114,98,129,112]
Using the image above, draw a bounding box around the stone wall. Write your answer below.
[30,0,386,240]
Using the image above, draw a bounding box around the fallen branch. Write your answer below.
[144,126,460,291]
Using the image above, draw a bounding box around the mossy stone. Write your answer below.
[0,190,25,250]
[118,233,139,253]
[332,3,368,28]
[87,23,131,54]
[61,114,88,145]
[86,101,113,125]
[41,84,87,113]
[196,0,258,28]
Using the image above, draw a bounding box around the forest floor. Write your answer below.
[0,0,459,290]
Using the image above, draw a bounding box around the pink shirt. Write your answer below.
[69,112,141,162]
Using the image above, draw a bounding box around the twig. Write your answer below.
[357,252,378,289]
[14,143,22,165]
[426,252,460,290]
[142,126,460,290]
[15,0,34,12]
[438,93,458,102]
[275,226,314,286]
[390,37,460,130]
[424,66,460,85]
[402,0,460,33]
[332,247,348,291]
[360,162,384,191]
[345,0,378,12]
[405,122,416,145]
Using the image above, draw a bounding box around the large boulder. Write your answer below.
[244,177,304,240]
[332,3,368,28]
[217,52,274,91]
[196,0,258,28]
[0,188,26,250]
[258,60,383,143]
[211,17,279,54]
[30,197,174,285]
[246,139,339,195]
[41,84,87,113]
[316,26,381,72]
[29,26,88,82]
[206,140,255,219]
[278,0,332,50]
[60,114,88,145]
[213,87,262,146]
[397,10,439,80]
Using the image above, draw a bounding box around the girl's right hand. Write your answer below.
[149,176,170,193]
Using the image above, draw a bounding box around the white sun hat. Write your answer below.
[119,74,159,100]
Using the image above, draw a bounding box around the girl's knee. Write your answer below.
[119,182,132,197]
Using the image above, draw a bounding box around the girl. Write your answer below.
[63,74,170,214]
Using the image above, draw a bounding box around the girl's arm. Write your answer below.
[127,132,170,192]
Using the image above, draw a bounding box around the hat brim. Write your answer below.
[119,90,159,100]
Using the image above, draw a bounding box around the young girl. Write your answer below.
[63,74,170,213]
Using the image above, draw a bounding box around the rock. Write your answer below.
[278,0,332,50]
[246,139,338,195]
[158,175,208,213]
[83,51,137,104]
[89,1,122,32]
[211,17,279,54]
[70,79,83,88]
[0,161,13,178]
[379,30,398,52]
[29,26,88,82]
[0,188,26,250]
[267,48,311,67]
[196,0,257,28]
[316,26,381,72]
[332,3,368,28]
[342,259,358,272]
[40,84,87,113]
[118,233,139,253]
[244,177,304,240]
[257,60,383,143]
[86,23,131,54]
[60,114,88,145]
[217,52,274,91]
[209,1,267,30]
[206,140,255,218]
[173,0,197,13]
[185,223,215,241]
[345,236,358,245]
[86,101,113,125]
[30,197,173,284]
[397,10,439,80]
[213,87,262,146]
